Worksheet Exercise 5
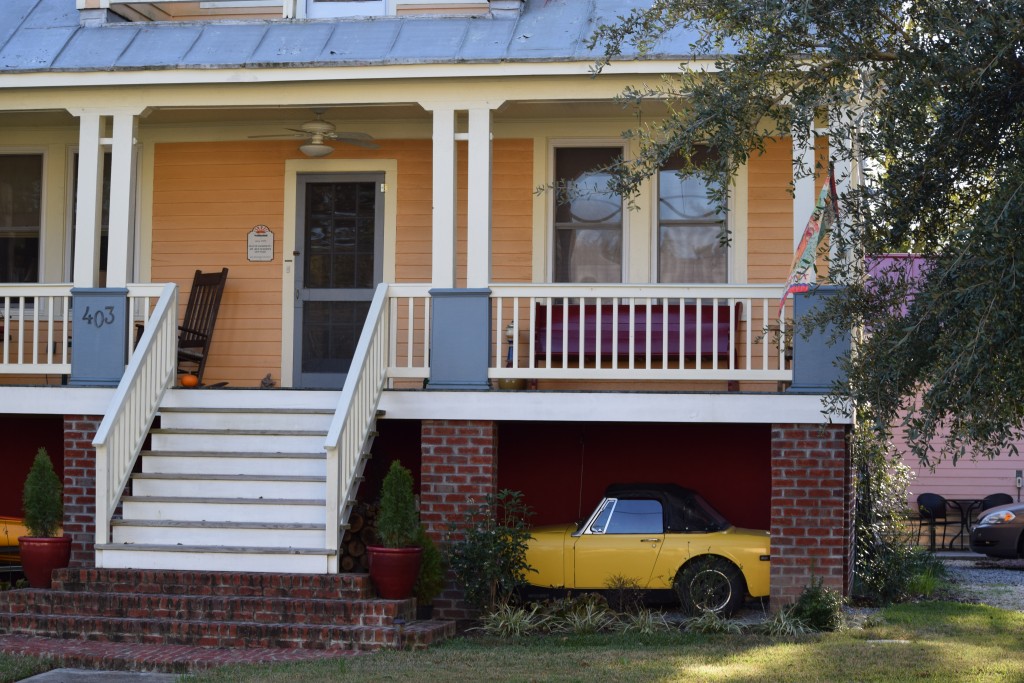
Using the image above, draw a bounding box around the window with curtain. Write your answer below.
[658,147,728,283]
[0,154,42,283]
[553,146,623,283]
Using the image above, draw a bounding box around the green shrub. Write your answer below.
[604,574,645,614]
[851,416,939,605]
[547,594,619,634]
[477,603,551,638]
[790,576,844,632]
[756,605,814,637]
[22,448,62,538]
[682,609,745,635]
[616,607,674,635]
[446,489,534,612]
[414,526,446,606]
[376,461,419,548]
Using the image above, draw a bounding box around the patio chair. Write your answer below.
[917,493,955,552]
[176,268,228,384]
[979,493,1013,512]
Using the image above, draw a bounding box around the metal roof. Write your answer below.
[0,0,725,74]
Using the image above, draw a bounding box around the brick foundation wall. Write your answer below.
[770,423,852,607]
[63,415,101,568]
[419,420,498,621]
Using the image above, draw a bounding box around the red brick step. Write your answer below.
[0,568,455,671]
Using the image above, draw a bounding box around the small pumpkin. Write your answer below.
[180,374,199,388]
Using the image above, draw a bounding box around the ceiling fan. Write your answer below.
[250,111,379,157]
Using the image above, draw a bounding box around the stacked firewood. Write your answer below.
[339,501,377,572]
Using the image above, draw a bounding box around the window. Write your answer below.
[605,499,663,535]
[553,147,623,283]
[0,154,43,283]
[658,147,727,283]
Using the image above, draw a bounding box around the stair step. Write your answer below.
[1,590,408,627]
[158,408,333,432]
[52,569,374,599]
[141,451,326,476]
[121,496,325,525]
[0,634,356,673]
[150,430,327,454]
[111,519,327,547]
[95,545,336,573]
[0,612,430,651]
[131,473,326,499]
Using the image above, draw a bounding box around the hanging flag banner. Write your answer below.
[780,167,840,314]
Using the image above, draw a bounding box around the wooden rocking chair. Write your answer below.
[176,268,228,384]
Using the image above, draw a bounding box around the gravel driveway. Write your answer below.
[942,557,1024,611]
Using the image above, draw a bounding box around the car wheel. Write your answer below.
[674,556,746,616]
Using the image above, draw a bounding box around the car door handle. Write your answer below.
[641,538,660,543]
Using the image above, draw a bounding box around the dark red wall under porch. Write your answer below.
[497,422,771,531]
[0,415,65,519]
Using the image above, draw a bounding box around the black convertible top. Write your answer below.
[604,483,730,533]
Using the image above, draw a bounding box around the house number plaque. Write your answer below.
[247,225,274,262]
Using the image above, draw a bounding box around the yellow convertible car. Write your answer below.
[1,516,29,564]
[525,484,770,615]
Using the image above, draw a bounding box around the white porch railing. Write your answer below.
[99,0,299,18]
[324,283,392,572]
[93,283,178,550]
[385,283,792,383]
[0,283,166,377]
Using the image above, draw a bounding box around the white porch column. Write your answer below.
[429,105,457,289]
[792,118,816,249]
[72,111,104,288]
[828,118,853,282]
[466,106,496,289]
[106,111,140,288]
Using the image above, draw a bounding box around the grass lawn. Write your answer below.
[0,652,55,683]
[3,602,1022,682]
[175,602,1024,683]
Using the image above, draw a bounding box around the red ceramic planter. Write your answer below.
[18,536,72,589]
[366,546,422,599]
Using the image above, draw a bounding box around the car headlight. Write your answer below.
[979,510,1016,526]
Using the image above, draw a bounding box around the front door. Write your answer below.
[294,174,384,389]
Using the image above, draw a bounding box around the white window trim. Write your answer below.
[546,139,630,284]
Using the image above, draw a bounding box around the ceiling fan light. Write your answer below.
[299,142,333,158]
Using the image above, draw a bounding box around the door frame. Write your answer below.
[282,158,398,388]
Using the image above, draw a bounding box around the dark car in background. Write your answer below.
[970,502,1024,558]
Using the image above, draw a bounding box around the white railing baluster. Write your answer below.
[93,283,178,553]
[483,284,791,383]
[325,284,391,572]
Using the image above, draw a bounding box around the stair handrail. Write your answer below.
[93,283,179,548]
[325,283,391,571]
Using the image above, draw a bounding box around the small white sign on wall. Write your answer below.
[247,225,274,262]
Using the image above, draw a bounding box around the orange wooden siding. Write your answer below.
[151,139,533,386]
[746,135,831,284]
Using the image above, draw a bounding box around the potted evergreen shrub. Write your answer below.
[366,461,422,599]
[19,448,71,588]
[414,526,445,619]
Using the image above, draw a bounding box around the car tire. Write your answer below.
[674,556,746,616]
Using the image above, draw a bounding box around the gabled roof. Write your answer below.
[0,0,725,74]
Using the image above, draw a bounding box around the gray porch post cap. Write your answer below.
[427,288,492,391]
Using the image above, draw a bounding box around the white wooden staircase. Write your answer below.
[95,390,376,574]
